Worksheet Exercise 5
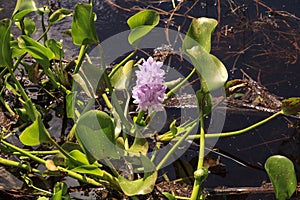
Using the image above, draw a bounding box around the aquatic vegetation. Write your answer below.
[0,0,299,199]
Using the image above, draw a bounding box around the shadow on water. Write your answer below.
[0,0,299,199]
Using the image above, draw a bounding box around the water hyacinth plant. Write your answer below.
[0,0,299,199]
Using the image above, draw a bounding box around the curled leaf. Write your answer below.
[282,97,300,116]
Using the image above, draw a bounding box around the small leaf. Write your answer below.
[15,17,36,36]
[127,10,159,45]
[45,39,64,60]
[19,115,51,146]
[45,160,58,171]
[225,79,247,96]
[0,19,13,68]
[183,17,218,52]
[75,110,119,161]
[13,0,37,21]
[49,8,71,25]
[69,149,89,165]
[110,60,134,90]
[265,155,297,200]
[17,35,55,67]
[71,3,98,45]
[118,155,157,196]
[11,40,26,58]
[162,192,176,200]
[282,97,300,116]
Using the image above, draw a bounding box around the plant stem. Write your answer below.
[135,110,145,125]
[190,110,205,200]
[1,140,46,164]
[0,157,42,175]
[156,119,198,170]
[108,50,136,79]
[6,66,37,119]
[0,140,113,187]
[187,110,283,140]
[166,68,196,98]
[74,45,89,74]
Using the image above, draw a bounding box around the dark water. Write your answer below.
[1,0,300,199]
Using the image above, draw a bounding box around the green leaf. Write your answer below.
[15,17,36,36]
[75,110,119,161]
[282,97,300,116]
[19,115,51,146]
[183,17,228,91]
[183,17,218,52]
[66,92,76,119]
[53,182,71,200]
[186,45,228,91]
[128,135,149,155]
[45,39,63,60]
[49,8,71,25]
[110,60,134,90]
[118,155,157,196]
[265,155,297,200]
[0,19,13,68]
[72,165,104,177]
[13,0,37,21]
[127,10,159,45]
[71,3,98,45]
[17,35,55,67]
[11,40,26,58]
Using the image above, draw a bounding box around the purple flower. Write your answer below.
[132,57,167,113]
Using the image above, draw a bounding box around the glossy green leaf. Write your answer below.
[13,0,37,21]
[110,60,134,90]
[186,45,228,91]
[19,115,51,146]
[282,97,300,116]
[183,17,228,91]
[0,19,13,68]
[265,155,297,200]
[183,17,218,52]
[71,3,98,45]
[127,10,159,45]
[49,8,71,25]
[15,17,36,36]
[118,155,157,196]
[45,39,63,59]
[17,35,55,67]
[75,110,119,161]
